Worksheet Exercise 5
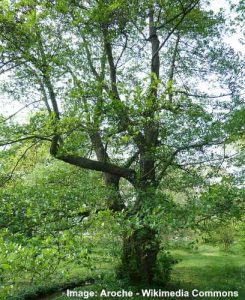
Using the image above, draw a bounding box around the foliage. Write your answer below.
[0,0,244,293]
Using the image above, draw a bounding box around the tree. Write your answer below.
[0,0,244,285]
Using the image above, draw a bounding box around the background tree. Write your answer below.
[0,0,244,285]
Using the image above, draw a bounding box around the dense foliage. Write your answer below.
[0,0,244,297]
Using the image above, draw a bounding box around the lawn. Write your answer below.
[38,244,244,300]
[170,245,245,300]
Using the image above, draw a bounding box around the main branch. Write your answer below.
[56,154,136,184]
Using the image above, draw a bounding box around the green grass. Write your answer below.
[7,245,245,300]
[53,245,244,300]
[170,245,245,300]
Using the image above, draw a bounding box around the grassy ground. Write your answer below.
[46,244,245,300]
[170,245,245,300]
[5,244,244,299]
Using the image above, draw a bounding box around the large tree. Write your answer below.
[0,0,244,284]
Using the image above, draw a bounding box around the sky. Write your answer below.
[210,0,244,52]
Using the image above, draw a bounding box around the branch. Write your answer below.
[56,154,136,184]
[174,90,238,99]
[149,9,160,79]
[37,31,60,119]
[0,140,40,187]
[103,31,121,100]
[152,0,199,60]
[0,100,43,123]
[83,38,101,80]
[38,79,52,113]
[115,33,128,68]
[177,152,238,167]
[157,139,225,183]
[102,29,144,147]
[124,151,139,168]
[156,1,198,30]
[168,33,180,102]
[26,64,53,113]
[89,130,110,163]
[0,135,52,147]
[0,61,25,75]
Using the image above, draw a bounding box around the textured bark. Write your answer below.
[57,154,135,181]
[138,10,160,188]
[119,11,162,284]
[89,131,124,211]
[119,226,159,285]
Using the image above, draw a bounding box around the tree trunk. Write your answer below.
[118,186,160,285]
[120,226,159,285]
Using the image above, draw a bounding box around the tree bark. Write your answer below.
[89,131,125,211]
[118,10,162,285]
[120,225,159,285]
[118,185,160,285]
